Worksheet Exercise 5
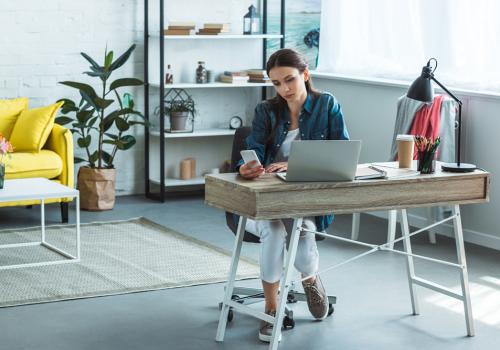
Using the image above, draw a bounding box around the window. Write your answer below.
[317,0,500,92]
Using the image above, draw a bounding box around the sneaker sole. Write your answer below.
[258,332,282,343]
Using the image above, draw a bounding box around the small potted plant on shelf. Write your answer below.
[56,44,146,211]
[156,88,196,132]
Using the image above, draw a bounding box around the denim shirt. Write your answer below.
[237,92,350,232]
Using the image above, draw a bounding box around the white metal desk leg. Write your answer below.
[76,195,81,261]
[351,213,360,241]
[426,207,437,244]
[452,205,475,336]
[215,215,247,342]
[400,209,420,315]
[41,199,45,243]
[270,218,303,350]
[386,210,397,249]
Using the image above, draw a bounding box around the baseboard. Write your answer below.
[367,211,500,252]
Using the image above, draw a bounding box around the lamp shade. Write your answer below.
[407,65,434,102]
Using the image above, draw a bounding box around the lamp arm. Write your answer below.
[430,76,462,106]
[430,75,462,166]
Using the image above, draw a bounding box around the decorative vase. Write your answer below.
[196,61,207,84]
[0,163,4,189]
[77,167,116,210]
[170,111,189,130]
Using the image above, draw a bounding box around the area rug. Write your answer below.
[0,217,259,307]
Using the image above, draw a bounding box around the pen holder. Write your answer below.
[417,150,436,174]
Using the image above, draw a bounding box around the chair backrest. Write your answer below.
[224,127,261,243]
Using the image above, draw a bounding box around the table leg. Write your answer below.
[215,215,247,342]
[400,209,420,315]
[41,199,45,243]
[76,194,81,261]
[270,217,303,350]
[452,205,475,336]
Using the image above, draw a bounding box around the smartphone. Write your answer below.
[240,150,262,168]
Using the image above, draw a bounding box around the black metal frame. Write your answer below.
[145,0,286,201]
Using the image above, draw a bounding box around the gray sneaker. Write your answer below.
[302,275,329,320]
[259,310,282,342]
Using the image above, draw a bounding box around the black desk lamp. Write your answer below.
[407,58,476,172]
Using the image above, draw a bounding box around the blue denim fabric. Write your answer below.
[236,92,350,231]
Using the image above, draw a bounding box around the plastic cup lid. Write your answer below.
[396,134,415,141]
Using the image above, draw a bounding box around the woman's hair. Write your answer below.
[265,48,319,146]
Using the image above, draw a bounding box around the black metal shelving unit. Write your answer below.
[144,0,285,201]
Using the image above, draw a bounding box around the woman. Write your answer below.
[237,48,349,342]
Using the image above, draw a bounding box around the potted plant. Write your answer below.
[56,44,146,210]
[157,88,196,131]
[0,133,14,189]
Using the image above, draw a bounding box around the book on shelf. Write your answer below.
[168,25,196,30]
[248,78,270,83]
[164,28,196,35]
[219,74,250,83]
[224,70,248,77]
[203,23,231,30]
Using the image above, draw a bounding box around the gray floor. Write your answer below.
[1,195,500,350]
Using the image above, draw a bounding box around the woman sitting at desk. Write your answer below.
[237,48,349,342]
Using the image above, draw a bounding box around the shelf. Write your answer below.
[150,176,205,187]
[152,34,283,40]
[150,128,236,138]
[150,82,272,89]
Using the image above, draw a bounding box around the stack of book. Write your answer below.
[164,22,196,36]
[197,23,230,35]
[219,71,249,83]
[246,69,269,83]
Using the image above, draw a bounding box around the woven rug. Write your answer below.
[0,217,259,307]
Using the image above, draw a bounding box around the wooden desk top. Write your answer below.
[205,162,490,219]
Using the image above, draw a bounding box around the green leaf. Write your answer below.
[109,44,136,71]
[105,51,114,69]
[104,133,118,140]
[102,114,116,132]
[80,91,98,110]
[109,78,143,91]
[115,117,130,131]
[128,120,147,126]
[88,116,98,128]
[101,150,113,166]
[77,135,91,148]
[80,52,101,70]
[60,81,98,99]
[74,156,87,164]
[94,96,114,110]
[116,135,136,150]
[55,116,74,125]
[89,151,99,164]
[57,98,79,114]
[76,109,93,123]
[103,139,118,145]
[84,71,104,78]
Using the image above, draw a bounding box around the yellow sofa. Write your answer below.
[1,98,74,222]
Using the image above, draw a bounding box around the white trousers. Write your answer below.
[245,217,319,283]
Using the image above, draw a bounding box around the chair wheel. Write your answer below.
[287,292,297,304]
[283,315,295,329]
[227,309,234,322]
[231,295,243,304]
[328,304,334,316]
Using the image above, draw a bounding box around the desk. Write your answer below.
[205,163,489,350]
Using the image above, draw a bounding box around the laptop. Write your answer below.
[276,140,361,182]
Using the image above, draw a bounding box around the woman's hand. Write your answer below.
[265,162,288,173]
[239,161,265,179]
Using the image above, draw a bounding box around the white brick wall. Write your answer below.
[0,0,146,195]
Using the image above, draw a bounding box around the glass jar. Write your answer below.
[196,61,207,84]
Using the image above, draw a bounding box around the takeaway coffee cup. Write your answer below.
[397,134,415,168]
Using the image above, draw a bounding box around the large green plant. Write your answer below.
[56,44,145,169]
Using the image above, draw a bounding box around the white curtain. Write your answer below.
[317,0,500,91]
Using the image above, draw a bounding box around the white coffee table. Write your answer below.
[0,178,80,269]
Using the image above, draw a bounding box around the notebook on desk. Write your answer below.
[275,140,361,182]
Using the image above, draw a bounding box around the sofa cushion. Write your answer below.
[9,101,63,151]
[5,150,63,180]
[0,97,28,139]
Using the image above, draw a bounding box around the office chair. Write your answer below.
[221,127,335,327]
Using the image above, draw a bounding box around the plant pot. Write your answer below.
[77,167,116,211]
[170,111,189,130]
[0,163,5,189]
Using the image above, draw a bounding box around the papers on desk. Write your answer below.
[356,164,420,180]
